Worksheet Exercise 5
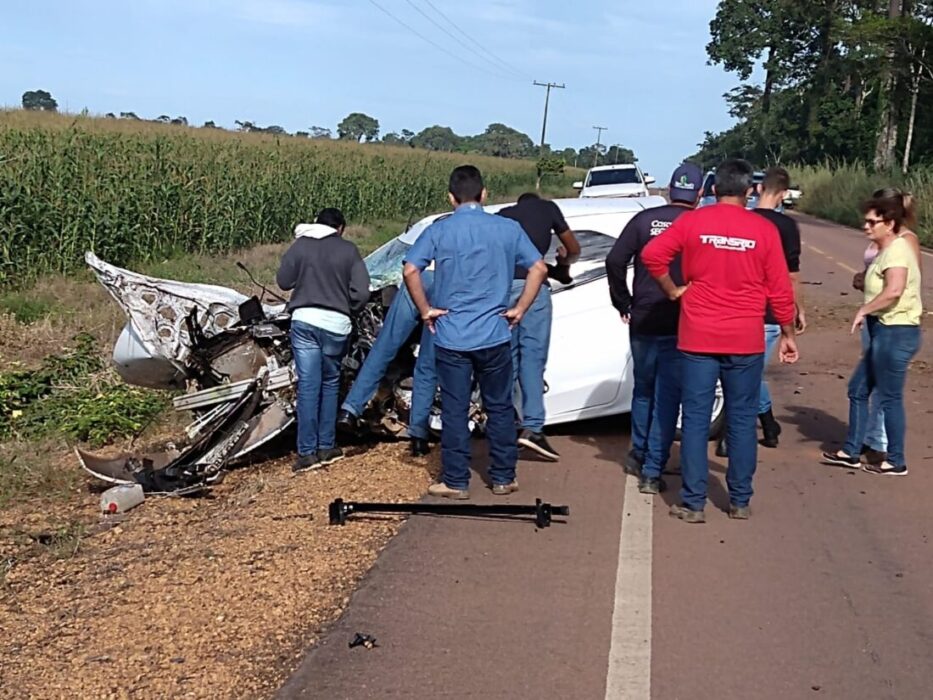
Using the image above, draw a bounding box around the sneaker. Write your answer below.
[623,450,644,476]
[336,410,358,434]
[318,447,345,466]
[491,481,519,495]
[517,430,560,461]
[292,453,322,473]
[820,450,860,469]
[427,482,470,500]
[669,503,706,524]
[862,461,908,477]
[859,445,887,465]
[729,504,751,520]
[638,477,666,495]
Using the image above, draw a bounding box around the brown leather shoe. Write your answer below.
[491,481,519,495]
[427,482,470,500]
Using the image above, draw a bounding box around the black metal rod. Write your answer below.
[329,498,569,527]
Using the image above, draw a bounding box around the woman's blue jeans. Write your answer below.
[843,319,921,468]
[861,322,888,452]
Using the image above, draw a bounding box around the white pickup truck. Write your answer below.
[573,163,656,199]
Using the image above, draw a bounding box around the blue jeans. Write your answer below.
[435,342,517,489]
[630,333,676,462]
[758,323,782,414]
[341,281,436,440]
[680,352,764,510]
[843,319,921,468]
[509,280,552,432]
[861,322,888,452]
[291,320,349,456]
[636,336,682,480]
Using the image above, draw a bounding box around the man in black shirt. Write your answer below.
[606,163,702,494]
[498,193,580,460]
[752,166,805,449]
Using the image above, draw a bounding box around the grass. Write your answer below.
[791,162,933,246]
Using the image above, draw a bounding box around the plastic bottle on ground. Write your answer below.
[100,484,145,514]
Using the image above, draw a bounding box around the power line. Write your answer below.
[367,0,518,81]
[403,0,519,79]
[419,0,531,79]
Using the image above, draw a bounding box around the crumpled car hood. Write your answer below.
[86,252,284,367]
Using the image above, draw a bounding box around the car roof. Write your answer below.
[398,197,660,244]
[588,164,638,172]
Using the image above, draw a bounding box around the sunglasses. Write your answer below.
[863,217,886,228]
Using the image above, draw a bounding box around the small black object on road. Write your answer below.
[349,633,378,649]
[328,498,570,528]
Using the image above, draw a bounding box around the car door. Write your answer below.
[540,231,633,425]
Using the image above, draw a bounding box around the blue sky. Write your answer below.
[1,0,739,177]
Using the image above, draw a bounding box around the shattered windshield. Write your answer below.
[365,237,411,290]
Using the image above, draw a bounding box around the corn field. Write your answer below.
[0,111,553,287]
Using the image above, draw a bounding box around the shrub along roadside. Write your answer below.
[791,163,932,247]
[0,334,171,506]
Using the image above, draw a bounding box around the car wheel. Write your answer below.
[674,380,726,441]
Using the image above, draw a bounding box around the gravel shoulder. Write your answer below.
[0,443,437,699]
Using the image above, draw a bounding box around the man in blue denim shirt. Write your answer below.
[403,166,547,499]
[337,271,437,456]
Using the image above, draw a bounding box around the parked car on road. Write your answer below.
[572,164,657,199]
[366,197,724,432]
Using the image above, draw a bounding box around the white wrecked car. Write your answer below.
[80,197,724,494]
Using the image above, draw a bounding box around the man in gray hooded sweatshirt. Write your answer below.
[277,208,371,472]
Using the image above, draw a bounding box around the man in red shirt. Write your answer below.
[642,158,799,522]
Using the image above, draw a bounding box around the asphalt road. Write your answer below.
[278,213,933,700]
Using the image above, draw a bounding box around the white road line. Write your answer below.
[605,475,653,700]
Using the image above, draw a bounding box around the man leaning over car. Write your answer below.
[497,192,580,461]
[606,162,703,496]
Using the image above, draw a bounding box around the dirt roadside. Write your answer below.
[0,444,437,699]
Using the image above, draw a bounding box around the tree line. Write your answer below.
[18,90,636,168]
[691,0,933,173]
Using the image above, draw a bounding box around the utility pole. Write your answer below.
[592,126,608,167]
[533,81,565,191]
[533,80,565,151]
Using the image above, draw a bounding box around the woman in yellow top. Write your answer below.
[822,191,923,476]
[852,189,922,463]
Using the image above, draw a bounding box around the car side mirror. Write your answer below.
[644,175,656,185]
[572,181,584,189]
